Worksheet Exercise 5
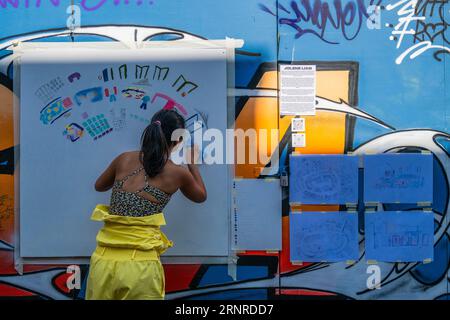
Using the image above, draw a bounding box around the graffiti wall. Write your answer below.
[0,0,448,299]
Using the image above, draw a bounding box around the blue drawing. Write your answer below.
[364,154,433,204]
[74,87,103,106]
[39,97,71,125]
[290,211,359,262]
[289,154,359,204]
[185,113,205,134]
[140,96,150,110]
[365,211,434,262]
[62,123,84,142]
[101,68,114,82]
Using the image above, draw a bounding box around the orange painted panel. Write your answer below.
[316,70,350,103]
[0,84,13,151]
[235,97,278,178]
[256,70,277,89]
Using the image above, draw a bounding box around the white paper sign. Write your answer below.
[291,117,306,132]
[292,133,306,148]
[280,65,316,116]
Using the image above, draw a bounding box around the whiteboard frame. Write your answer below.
[12,40,242,271]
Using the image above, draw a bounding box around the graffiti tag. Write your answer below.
[0,0,155,11]
[260,0,384,44]
[386,0,450,64]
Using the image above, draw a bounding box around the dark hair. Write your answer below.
[140,109,185,177]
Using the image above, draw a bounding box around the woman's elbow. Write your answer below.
[194,192,207,203]
[94,181,106,192]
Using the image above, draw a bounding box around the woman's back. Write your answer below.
[109,151,184,216]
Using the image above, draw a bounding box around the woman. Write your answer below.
[86,109,206,300]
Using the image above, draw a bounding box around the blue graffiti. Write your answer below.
[260,0,383,44]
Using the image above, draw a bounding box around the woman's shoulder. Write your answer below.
[114,151,141,170]
[164,160,190,179]
[116,150,140,162]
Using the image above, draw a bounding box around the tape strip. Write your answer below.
[12,39,244,53]
[226,37,241,281]
[13,55,23,275]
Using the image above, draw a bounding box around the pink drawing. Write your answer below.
[81,112,89,119]
[62,97,73,108]
[151,92,188,116]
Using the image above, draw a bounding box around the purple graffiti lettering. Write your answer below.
[35,0,60,8]
[80,0,107,11]
[0,0,154,9]
[0,0,19,8]
[261,0,381,44]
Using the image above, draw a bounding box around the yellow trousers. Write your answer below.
[86,205,173,300]
[86,246,165,300]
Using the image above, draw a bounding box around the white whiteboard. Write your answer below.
[18,46,229,258]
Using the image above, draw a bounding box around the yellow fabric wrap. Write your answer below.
[91,204,173,255]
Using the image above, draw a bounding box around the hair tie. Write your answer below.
[154,120,161,126]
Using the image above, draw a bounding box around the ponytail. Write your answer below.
[140,109,185,177]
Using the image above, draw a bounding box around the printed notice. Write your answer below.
[292,133,306,148]
[280,65,316,116]
[291,117,306,132]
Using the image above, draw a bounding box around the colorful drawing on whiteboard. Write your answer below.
[172,74,198,97]
[81,114,113,140]
[151,92,187,115]
[100,68,114,82]
[62,123,84,142]
[74,87,103,106]
[119,64,128,79]
[289,154,359,205]
[104,86,118,102]
[129,113,150,125]
[290,212,359,262]
[121,87,146,100]
[365,211,434,262]
[62,97,73,109]
[135,65,150,79]
[194,108,209,128]
[153,65,169,81]
[34,76,65,103]
[140,96,150,110]
[39,97,72,125]
[133,78,151,87]
[110,108,127,131]
[364,154,433,204]
[185,113,205,134]
[67,72,81,83]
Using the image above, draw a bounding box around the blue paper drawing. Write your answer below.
[289,154,359,204]
[185,113,205,134]
[290,212,359,262]
[74,87,103,106]
[365,211,434,262]
[364,153,433,204]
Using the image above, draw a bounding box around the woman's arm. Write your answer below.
[179,145,207,203]
[94,154,122,192]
